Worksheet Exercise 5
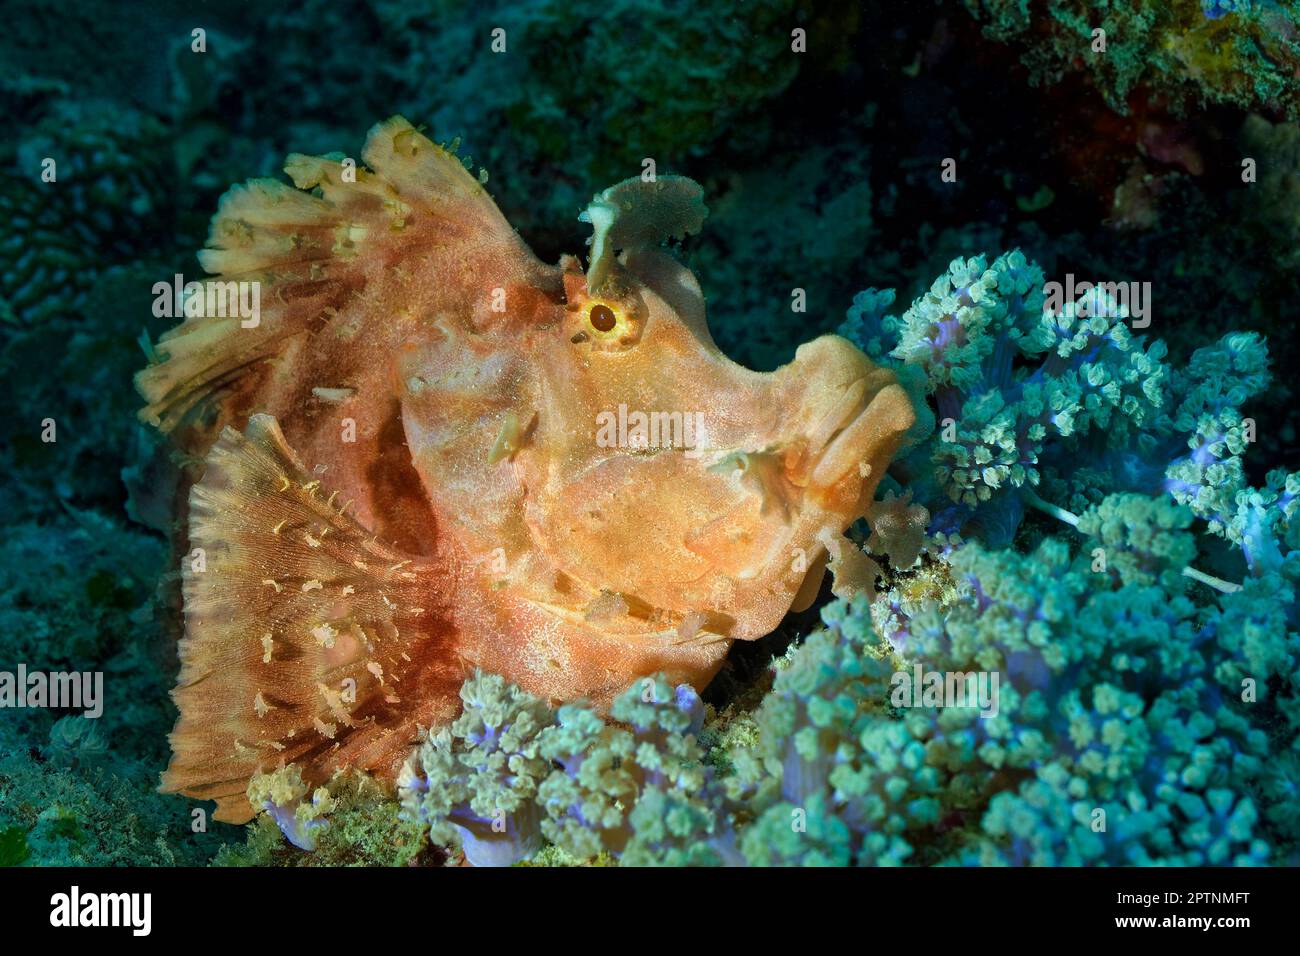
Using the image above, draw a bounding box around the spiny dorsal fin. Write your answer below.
[161,413,461,822]
[135,116,553,448]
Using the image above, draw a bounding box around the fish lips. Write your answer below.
[776,340,914,502]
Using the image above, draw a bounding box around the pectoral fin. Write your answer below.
[161,414,460,822]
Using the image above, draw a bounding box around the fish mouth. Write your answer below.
[805,377,876,489]
[806,377,869,456]
[694,374,883,510]
[700,376,876,503]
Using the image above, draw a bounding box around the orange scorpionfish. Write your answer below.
[136,116,915,822]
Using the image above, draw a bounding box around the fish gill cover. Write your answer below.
[0,0,1298,877]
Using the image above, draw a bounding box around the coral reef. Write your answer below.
[1,101,173,327]
[839,249,1299,568]
[3,0,1298,869]
[398,672,736,866]
[214,769,429,866]
[965,0,1300,118]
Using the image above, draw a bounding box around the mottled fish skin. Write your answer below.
[136,116,915,822]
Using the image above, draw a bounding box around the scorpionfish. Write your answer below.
[136,116,915,822]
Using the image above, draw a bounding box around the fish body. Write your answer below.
[137,117,914,822]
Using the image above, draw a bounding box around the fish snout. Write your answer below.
[780,334,915,501]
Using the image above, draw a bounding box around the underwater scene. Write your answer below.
[3,0,1300,879]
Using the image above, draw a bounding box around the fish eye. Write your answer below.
[589,303,617,332]
[568,296,644,350]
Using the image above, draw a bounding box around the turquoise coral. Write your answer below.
[398,671,552,867]
[839,249,1300,576]
[764,526,1283,865]
[398,672,733,866]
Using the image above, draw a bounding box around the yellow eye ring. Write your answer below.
[569,296,643,350]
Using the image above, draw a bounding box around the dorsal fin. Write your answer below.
[161,413,461,823]
[136,115,557,451]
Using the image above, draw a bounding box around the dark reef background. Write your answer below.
[1,0,1298,865]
